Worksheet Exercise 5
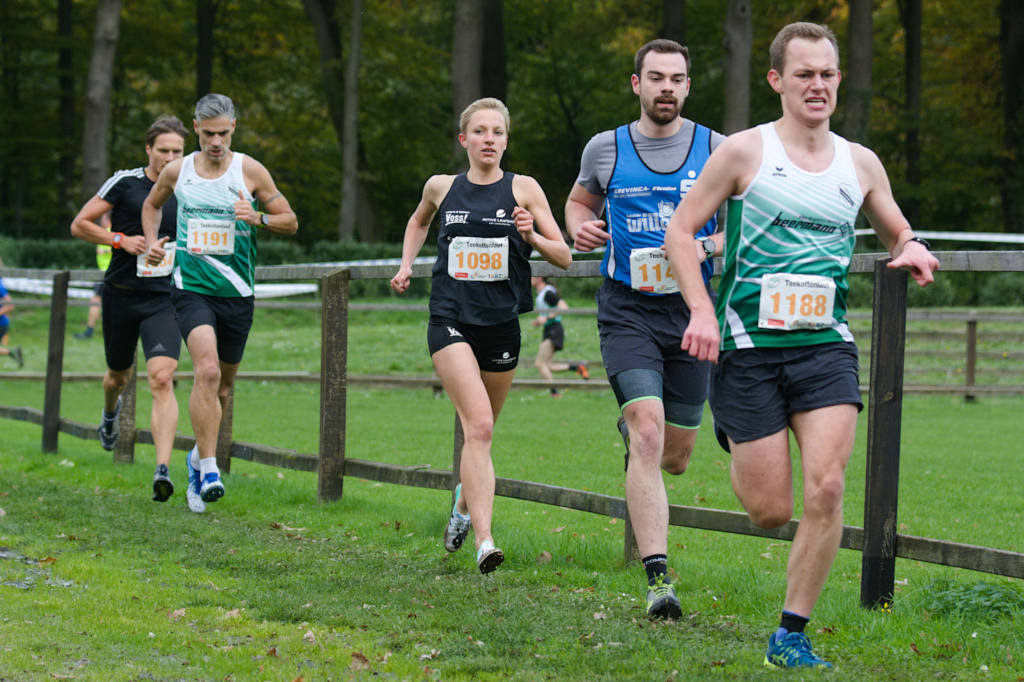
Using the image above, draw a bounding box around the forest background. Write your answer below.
[0,0,1021,260]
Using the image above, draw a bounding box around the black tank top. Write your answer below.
[429,171,533,325]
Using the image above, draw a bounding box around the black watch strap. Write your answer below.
[907,236,931,250]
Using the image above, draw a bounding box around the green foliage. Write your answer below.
[917,578,1024,622]
[0,0,1013,249]
[0,236,95,269]
[978,272,1024,306]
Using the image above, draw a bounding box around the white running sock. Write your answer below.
[199,456,219,477]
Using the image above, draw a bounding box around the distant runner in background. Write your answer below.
[530,276,589,397]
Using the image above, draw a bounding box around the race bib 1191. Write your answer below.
[187,218,235,255]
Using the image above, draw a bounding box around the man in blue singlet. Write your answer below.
[565,39,724,620]
[665,23,939,669]
[142,93,298,514]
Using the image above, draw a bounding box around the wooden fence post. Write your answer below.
[41,271,70,453]
[216,386,234,473]
[113,358,137,463]
[860,259,909,609]
[965,318,977,403]
[623,509,640,565]
[318,268,349,502]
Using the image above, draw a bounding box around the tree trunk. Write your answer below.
[57,0,74,227]
[196,0,215,99]
[81,0,122,201]
[899,0,922,226]
[303,0,377,240]
[842,0,873,143]
[339,0,362,241]
[451,0,483,169]
[480,0,506,103]
[722,0,751,134]
[660,0,686,46]
[1000,0,1024,232]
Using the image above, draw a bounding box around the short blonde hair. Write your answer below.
[459,97,511,136]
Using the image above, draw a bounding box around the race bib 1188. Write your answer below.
[758,273,836,330]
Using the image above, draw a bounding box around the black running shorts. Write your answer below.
[172,289,255,365]
[710,341,863,450]
[427,316,521,372]
[101,286,181,371]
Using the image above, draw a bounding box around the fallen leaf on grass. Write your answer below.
[419,649,439,661]
[58,459,74,468]
[350,652,371,671]
[39,556,57,565]
[266,647,278,657]
[593,611,607,620]
[537,551,552,564]
[303,630,316,644]
[551,526,565,533]
[0,507,5,517]
[169,609,186,621]
[223,609,241,619]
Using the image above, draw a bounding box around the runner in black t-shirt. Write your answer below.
[70,115,189,503]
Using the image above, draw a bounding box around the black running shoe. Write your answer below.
[152,464,174,502]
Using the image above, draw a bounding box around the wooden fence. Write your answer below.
[1,250,1022,610]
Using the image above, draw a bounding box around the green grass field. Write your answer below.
[1,297,1022,680]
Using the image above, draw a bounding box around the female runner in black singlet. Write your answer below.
[391,98,571,573]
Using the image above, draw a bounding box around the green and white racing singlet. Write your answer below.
[718,123,863,350]
[172,152,257,297]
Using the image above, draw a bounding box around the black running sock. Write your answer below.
[642,554,669,585]
[569,363,579,371]
[780,610,809,634]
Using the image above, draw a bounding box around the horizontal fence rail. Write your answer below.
[2,251,1023,609]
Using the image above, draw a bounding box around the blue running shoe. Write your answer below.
[444,483,471,553]
[764,630,834,669]
[200,471,225,503]
[185,447,205,513]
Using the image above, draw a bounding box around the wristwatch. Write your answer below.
[701,237,716,260]
[260,212,270,227]
[111,232,124,249]
[907,236,931,250]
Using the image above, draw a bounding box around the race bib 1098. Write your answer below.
[447,236,509,281]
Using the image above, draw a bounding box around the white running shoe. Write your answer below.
[185,447,206,513]
[444,483,471,552]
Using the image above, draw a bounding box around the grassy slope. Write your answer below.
[0,298,1021,680]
